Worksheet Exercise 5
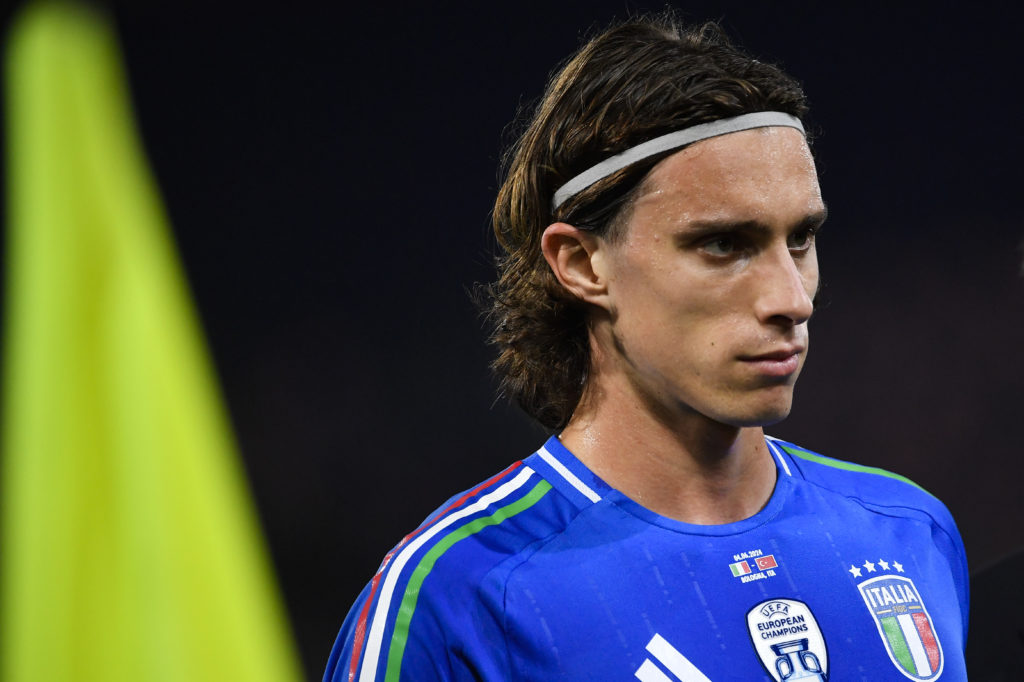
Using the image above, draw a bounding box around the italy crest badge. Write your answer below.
[857,568,943,680]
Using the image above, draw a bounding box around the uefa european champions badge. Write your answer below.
[853,559,943,680]
[746,599,828,681]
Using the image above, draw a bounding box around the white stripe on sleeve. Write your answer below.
[357,467,536,681]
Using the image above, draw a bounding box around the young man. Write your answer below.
[325,17,968,681]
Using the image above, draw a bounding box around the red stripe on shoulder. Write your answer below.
[345,460,524,681]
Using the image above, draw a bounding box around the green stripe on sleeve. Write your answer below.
[881,616,917,675]
[777,443,928,493]
[384,479,553,682]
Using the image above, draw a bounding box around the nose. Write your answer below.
[753,244,816,327]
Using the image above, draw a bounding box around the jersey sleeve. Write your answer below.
[857,471,970,645]
[928,495,970,644]
[323,581,376,682]
[323,570,459,682]
[323,555,514,682]
[324,462,565,681]
[773,438,971,647]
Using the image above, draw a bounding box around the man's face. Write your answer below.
[594,127,825,427]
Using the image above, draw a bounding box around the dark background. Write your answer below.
[5,2,1023,679]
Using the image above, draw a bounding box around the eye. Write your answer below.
[700,235,738,257]
[787,226,817,252]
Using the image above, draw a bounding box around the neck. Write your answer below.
[558,375,778,525]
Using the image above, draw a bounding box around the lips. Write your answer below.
[743,347,804,362]
[739,347,804,378]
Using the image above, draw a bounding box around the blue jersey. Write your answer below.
[325,436,968,681]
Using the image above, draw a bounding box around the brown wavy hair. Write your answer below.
[486,13,809,430]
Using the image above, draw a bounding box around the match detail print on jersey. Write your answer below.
[728,548,780,583]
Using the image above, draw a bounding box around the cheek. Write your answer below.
[609,252,751,351]
[620,289,739,360]
[803,256,821,302]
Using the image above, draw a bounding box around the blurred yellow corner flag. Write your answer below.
[1,2,304,681]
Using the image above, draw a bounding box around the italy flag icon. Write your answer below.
[729,560,752,577]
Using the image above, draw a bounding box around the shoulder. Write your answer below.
[325,457,584,681]
[770,438,962,585]
[768,435,969,630]
[768,435,955,526]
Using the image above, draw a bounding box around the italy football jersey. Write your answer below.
[325,436,968,681]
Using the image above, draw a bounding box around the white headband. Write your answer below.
[550,111,805,212]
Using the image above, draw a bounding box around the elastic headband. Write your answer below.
[550,111,805,212]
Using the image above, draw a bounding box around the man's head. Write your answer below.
[488,14,815,430]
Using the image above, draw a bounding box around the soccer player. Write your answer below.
[325,16,968,681]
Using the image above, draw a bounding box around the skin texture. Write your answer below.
[542,127,826,524]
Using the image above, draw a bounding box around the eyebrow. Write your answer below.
[683,206,829,237]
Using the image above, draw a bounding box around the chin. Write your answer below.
[715,396,795,428]
[749,407,793,427]
[718,413,790,429]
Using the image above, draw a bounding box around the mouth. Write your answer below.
[738,347,805,378]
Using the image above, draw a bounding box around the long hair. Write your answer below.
[486,14,809,429]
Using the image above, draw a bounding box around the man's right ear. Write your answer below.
[541,222,611,309]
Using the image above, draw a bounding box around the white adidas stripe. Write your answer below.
[641,633,713,682]
[357,467,536,681]
[635,658,675,682]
